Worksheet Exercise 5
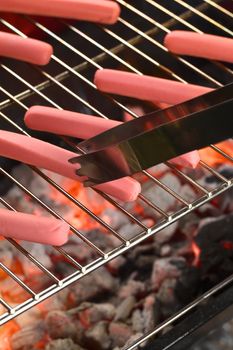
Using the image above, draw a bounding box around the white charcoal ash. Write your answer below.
[142,294,157,333]
[109,322,133,348]
[154,221,178,245]
[132,309,144,333]
[100,207,130,230]
[83,229,119,252]
[114,296,136,322]
[45,310,85,344]
[178,184,197,203]
[66,267,118,306]
[157,278,178,305]
[60,237,94,263]
[141,173,181,216]
[54,230,117,269]
[11,322,46,350]
[84,321,111,350]
[69,302,116,325]
[119,279,146,299]
[118,220,152,240]
[5,159,233,350]
[45,339,86,350]
[151,257,186,290]
[157,278,180,319]
[123,333,144,349]
[107,255,127,274]
[160,244,172,257]
[19,242,53,277]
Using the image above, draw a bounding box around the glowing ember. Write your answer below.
[49,178,112,231]
[222,241,233,250]
[0,254,33,304]
[0,129,231,350]
[0,321,20,350]
[191,241,201,267]
[199,140,233,167]
[34,334,50,349]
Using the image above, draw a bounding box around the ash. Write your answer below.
[1,164,233,350]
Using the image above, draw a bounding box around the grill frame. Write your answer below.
[142,276,233,350]
[0,0,232,348]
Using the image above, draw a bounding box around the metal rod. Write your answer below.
[0,262,37,299]
[203,0,233,18]
[0,69,145,239]
[173,0,233,36]
[125,273,233,350]
[0,1,232,327]
[165,162,210,195]
[0,167,106,257]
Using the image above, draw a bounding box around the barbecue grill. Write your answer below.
[0,1,232,349]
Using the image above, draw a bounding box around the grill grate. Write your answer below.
[0,0,232,341]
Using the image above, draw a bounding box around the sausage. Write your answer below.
[94,69,213,105]
[0,31,53,65]
[0,130,141,202]
[164,31,233,63]
[0,0,120,25]
[25,106,200,169]
[0,209,69,245]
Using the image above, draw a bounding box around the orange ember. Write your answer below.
[0,254,31,303]
[0,136,231,349]
[0,321,20,350]
[34,334,50,349]
[199,140,233,167]
[191,241,201,267]
[49,178,112,231]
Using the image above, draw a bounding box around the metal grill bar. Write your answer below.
[117,0,231,84]
[0,2,232,342]
[125,273,233,350]
[203,0,233,17]
[173,0,233,35]
[0,262,38,299]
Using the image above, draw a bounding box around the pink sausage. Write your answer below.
[25,106,200,169]
[25,106,121,139]
[0,209,69,245]
[0,32,53,65]
[170,152,200,169]
[164,31,233,63]
[94,69,213,105]
[0,131,140,202]
[0,0,120,25]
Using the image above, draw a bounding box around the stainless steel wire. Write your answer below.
[0,1,232,333]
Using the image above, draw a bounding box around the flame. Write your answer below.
[191,241,201,267]
[199,140,233,167]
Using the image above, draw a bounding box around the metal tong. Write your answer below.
[69,83,233,186]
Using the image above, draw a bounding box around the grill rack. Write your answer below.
[0,0,232,346]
